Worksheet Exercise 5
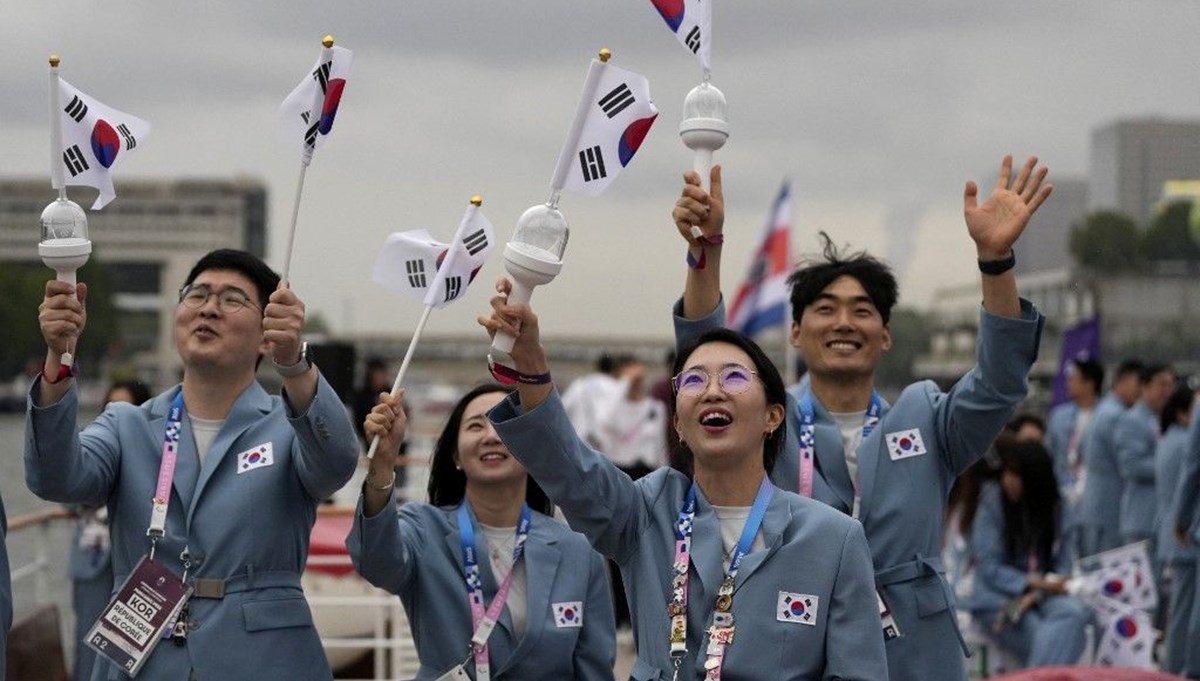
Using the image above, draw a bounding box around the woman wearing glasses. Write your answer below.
[480,284,887,681]
[347,384,616,681]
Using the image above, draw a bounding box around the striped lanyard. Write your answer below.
[147,392,185,559]
[797,390,881,516]
[458,503,531,681]
[668,478,774,681]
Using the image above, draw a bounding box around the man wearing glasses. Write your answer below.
[26,249,358,681]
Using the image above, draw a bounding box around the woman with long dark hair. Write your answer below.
[966,440,1092,666]
[480,283,887,681]
[346,384,616,680]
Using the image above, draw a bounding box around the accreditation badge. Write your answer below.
[85,555,192,676]
[433,664,471,681]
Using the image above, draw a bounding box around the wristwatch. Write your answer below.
[273,341,313,377]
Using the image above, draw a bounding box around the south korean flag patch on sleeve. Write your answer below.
[553,601,584,628]
[886,428,927,461]
[777,592,818,626]
[237,442,274,474]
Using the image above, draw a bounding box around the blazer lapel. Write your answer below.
[809,399,855,511]
[689,490,726,597]
[186,382,273,525]
[148,387,200,516]
[731,492,786,591]
[497,521,560,674]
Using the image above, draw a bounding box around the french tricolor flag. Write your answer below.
[727,182,792,337]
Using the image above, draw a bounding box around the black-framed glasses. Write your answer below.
[671,364,759,396]
[177,284,259,314]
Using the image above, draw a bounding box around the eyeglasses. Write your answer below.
[672,364,759,396]
[178,284,259,314]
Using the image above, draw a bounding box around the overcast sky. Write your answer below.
[5,1,1200,341]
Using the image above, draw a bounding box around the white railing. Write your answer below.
[7,507,72,606]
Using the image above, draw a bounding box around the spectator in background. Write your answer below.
[1079,359,1144,556]
[1156,384,1197,676]
[1116,363,1176,554]
[560,353,621,449]
[1006,414,1046,444]
[354,358,407,499]
[966,441,1092,667]
[648,350,687,475]
[70,380,152,681]
[591,357,668,481]
[1046,359,1103,507]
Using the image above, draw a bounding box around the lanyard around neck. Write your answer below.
[457,502,531,681]
[147,392,185,558]
[797,390,881,501]
[667,477,774,681]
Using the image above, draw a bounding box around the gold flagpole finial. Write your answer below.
[470,195,483,206]
[49,55,60,67]
[598,48,612,63]
[322,35,335,48]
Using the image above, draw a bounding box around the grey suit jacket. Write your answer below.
[1046,402,1078,490]
[347,500,615,681]
[1156,424,1194,564]
[1115,401,1159,540]
[1175,408,1200,544]
[1078,394,1129,542]
[491,390,888,681]
[674,296,1043,681]
[25,376,359,681]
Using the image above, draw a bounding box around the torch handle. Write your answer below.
[56,270,77,367]
[490,277,534,356]
[693,148,714,194]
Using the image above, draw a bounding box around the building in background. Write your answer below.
[1088,117,1200,225]
[0,177,267,386]
[1013,178,1088,276]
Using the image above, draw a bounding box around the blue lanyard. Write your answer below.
[796,390,881,501]
[668,477,774,679]
[457,502,532,594]
[457,502,531,681]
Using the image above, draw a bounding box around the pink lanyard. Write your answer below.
[147,392,185,559]
[797,391,881,506]
[458,503,530,681]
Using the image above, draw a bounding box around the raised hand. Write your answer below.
[673,165,724,244]
[477,278,547,376]
[263,282,305,366]
[39,280,88,360]
[964,155,1052,259]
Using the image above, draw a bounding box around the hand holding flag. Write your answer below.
[50,57,150,210]
[366,197,495,458]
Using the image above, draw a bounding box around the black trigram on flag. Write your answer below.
[598,83,635,119]
[304,121,319,147]
[463,228,488,256]
[63,145,89,177]
[685,26,702,54]
[406,259,427,288]
[64,95,88,123]
[444,276,463,302]
[312,61,332,94]
[578,146,607,182]
[117,124,137,150]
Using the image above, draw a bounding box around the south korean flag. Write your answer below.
[55,79,151,210]
[237,443,275,474]
[553,601,584,628]
[372,202,496,309]
[557,58,658,197]
[886,428,927,461]
[776,591,818,626]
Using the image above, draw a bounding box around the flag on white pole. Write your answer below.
[53,79,150,210]
[280,44,352,162]
[373,203,495,309]
[648,0,712,71]
[555,60,658,197]
[1094,608,1155,668]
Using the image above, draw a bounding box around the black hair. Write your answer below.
[996,441,1061,572]
[596,352,616,375]
[183,249,280,309]
[786,232,899,325]
[1160,384,1195,434]
[427,384,552,515]
[1139,362,1171,385]
[1071,359,1104,395]
[1005,413,1046,437]
[671,328,787,474]
[105,379,152,406]
[1114,358,1145,383]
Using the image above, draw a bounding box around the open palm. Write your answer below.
[964,155,1053,258]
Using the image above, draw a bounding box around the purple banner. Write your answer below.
[1050,316,1101,408]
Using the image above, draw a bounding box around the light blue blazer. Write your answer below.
[965,484,1074,614]
[1115,401,1159,541]
[1077,394,1129,552]
[346,500,615,681]
[25,376,359,681]
[1176,411,1200,545]
[490,390,888,681]
[1045,402,1078,491]
[1156,424,1194,565]
[675,297,1043,681]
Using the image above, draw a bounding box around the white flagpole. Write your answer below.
[366,304,433,460]
[281,35,335,284]
[547,48,611,201]
[49,55,66,199]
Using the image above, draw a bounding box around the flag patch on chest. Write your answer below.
[237,442,274,474]
[885,429,926,461]
[553,601,584,628]
[777,592,818,625]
